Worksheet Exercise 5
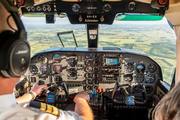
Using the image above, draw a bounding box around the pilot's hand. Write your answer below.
[30,83,47,96]
[74,92,90,103]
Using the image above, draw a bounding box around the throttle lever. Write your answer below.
[60,82,70,102]
[37,80,45,85]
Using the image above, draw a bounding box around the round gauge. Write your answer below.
[72,4,80,13]
[145,74,155,83]
[86,60,92,65]
[86,53,92,59]
[86,66,93,72]
[93,53,100,59]
[135,74,144,83]
[88,79,93,84]
[145,85,153,94]
[29,65,38,74]
[125,63,134,72]
[103,4,111,12]
[40,65,47,74]
[124,74,133,82]
[93,73,99,78]
[53,54,61,63]
[93,66,99,72]
[68,58,76,67]
[54,76,62,85]
[85,73,93,78]
[128,2,136,11]
[136,64,145,73]
[38,55,47,64]
[133,85,141,93]
[53,65,62,74]
[147,64,157,73]
[93,60,99,66]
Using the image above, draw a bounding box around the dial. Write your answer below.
[86,60,93,65]
[68,58,76,67]
[93,60,99,66]
[136,64,145,73]
[125,63,134,72]
[86,53,92,59]
[72,4,80,13]
[85,73,93,78]
[145,85,153,94]
[124,74,133,82]
[103,4,111,12]
[38,55,47,64]
[40,65,47,74]
[93,73,99,78]
[93,66,99,72]
[145,74,155,83]
[147,64,157,73]
[88,79,93,84]
[135,74,144,83]
[53,54,61,63]
[128,2,136,11]
[93,53,100,59]
[133,85,141,93]
[52,65,62,74]
[29,65,38,74]
[55,76,62,85]
[86,66,93,72]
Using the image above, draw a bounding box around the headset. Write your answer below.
[0,0,30,78]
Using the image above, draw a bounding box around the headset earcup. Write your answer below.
[0,31,30,78]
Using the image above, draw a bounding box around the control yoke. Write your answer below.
[111,82,147,105]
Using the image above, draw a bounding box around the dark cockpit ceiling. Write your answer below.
[21,0,166,24]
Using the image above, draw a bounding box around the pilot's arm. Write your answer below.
[16,83,47,104]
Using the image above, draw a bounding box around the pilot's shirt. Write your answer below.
[0,94,83,120]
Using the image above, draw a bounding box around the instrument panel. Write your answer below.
[25,48,162,98]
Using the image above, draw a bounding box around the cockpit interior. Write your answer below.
[14,0,179,119]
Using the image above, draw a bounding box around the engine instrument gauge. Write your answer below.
[68,58,76,67]
[93,73,99,78]
[135,74,144,83]
[29,65,38,74]
[86,66,93,72]
[147,64,157,73]
[40,65,47,74]
[38,55,47,64]
[93,66,99,72]
[93,60,99,66]
[124,74,133,82]
[86,53,92,59]
[136,64,145,73]
[145,74,155,83]
[93,53,100,59]
[145,85,153,94]
[125,63,134,72]
[53,54,61,63]
[52,65,62,74]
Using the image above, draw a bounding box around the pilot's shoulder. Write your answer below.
[7,101,83,120]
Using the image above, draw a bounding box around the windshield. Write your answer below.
[22,16,176,84]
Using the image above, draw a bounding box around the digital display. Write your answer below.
[53,65,62,74]
[106,58,118,65]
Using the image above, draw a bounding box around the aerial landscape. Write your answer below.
[22,17,176,84]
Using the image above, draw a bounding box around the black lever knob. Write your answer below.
[37,80,45,85]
